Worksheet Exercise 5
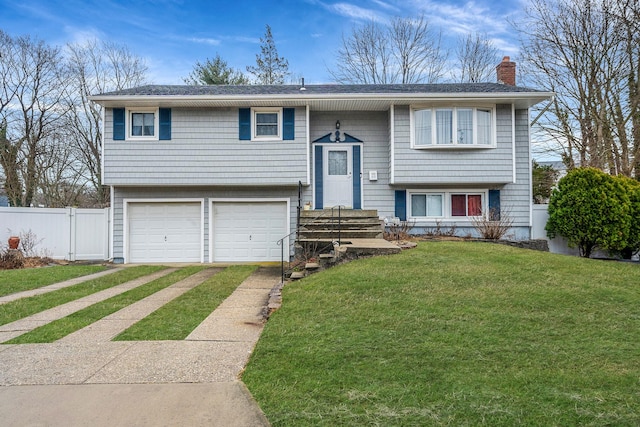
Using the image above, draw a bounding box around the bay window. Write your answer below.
[412,106,494,147]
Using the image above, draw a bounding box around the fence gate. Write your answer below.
[0,207,110,261]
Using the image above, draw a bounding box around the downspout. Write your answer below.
[390,104,395,185]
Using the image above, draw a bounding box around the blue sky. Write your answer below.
[0,0,526,84]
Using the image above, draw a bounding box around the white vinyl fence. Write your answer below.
[532,204,579,256]
[0,207,110,261]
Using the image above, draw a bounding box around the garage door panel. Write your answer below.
[128,202,202,263]
[212,202,287,262]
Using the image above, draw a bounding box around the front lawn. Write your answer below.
[0,264,108,297]
[0,265,166,327]
[7,266,206,343]
[243,241,640,426]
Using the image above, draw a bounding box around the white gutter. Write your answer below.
[89,91,554,109]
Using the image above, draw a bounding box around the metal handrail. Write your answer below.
[277,229,299,284]
[277,204,348,283]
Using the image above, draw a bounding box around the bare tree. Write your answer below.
[0,31,70,207]
[330,20,394,84]
[65,39,148,206]
[35,130,86,208]
[330,15,447,84]
[454,32,500,83]
[390,15,447,84]
[246,25,289,84]
[518,0,639,178]
[608,0,640,178]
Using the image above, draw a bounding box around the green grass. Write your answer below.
[114,265,258,341]
[0,265,108,297]
[243,241,640,426]
[6,266,206,344]
[0,265,166,327]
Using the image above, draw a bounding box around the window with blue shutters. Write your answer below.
[239,107,295,141]
[117,107,171,141]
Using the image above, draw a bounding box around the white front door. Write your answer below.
[323,145,353,208]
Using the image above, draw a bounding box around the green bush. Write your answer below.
[616,176,640,258]
[546,168,631,257]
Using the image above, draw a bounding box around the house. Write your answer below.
[90,57,552,264]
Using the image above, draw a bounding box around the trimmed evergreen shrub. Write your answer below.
[546,167,631,257]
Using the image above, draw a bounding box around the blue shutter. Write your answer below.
[113,108,125,140]
[314,145,323,209]
[488,189,501,220]
[283,108,295,140]
[159,108,171,140]
[239,108,251,140]
[395,190,407,221]
[352,145,361,209]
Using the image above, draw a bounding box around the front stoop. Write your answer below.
[290,210,402,281]
[298,209,383,240]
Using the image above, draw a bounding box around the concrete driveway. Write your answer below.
[0,266,279,426]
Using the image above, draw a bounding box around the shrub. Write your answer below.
[472,207,514,240]
[616,176,640,258]
[546,167,631,257]
[384,219,415,241]
[0,249,25,269]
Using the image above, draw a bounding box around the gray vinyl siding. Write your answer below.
[104,107,307,186]
[500,108,532,233]
[112,186,298,261]
[392,104,515,185]
[391,105,532,238]
[305,111,395,218]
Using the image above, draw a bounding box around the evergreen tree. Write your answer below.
[246,25,289,84]
[184,54,249,85]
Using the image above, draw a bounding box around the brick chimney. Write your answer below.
[496,56,516,86]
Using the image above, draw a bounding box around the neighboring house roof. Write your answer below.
[91,83,553,110]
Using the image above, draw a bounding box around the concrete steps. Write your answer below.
[298,209,383,240]
[288,209,401,281]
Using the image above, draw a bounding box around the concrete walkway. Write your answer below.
[0,268,179,343]
[0,266,279,426]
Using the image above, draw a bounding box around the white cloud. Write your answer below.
[329,2,386,22]
[63,26,105,45]
[187,37,220,46]
[225,36,261,44]
[370,0,402,13]
[410,0,511,35]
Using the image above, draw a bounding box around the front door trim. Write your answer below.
[313,143,363,210]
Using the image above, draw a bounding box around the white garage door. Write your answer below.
[128,202,202,263]
[212,202,287,262]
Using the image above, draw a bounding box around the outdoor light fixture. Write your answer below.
[336,120,340,129]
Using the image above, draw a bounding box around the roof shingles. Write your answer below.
[97,83,546,97]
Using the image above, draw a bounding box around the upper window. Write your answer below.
[412,106,494,147]
[131,112,155,136]
[253,108,282,140]
[127,108,158,140]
